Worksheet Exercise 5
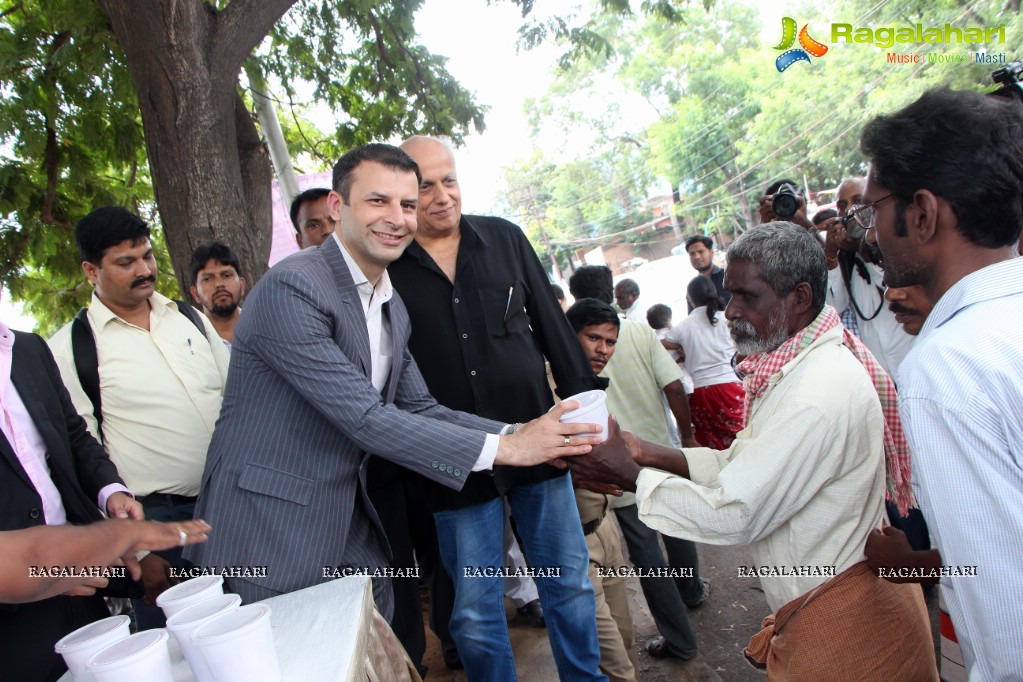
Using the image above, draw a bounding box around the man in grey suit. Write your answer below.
[187,144,599,616]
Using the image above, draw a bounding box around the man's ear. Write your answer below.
[790,282,814,316]
[82,261,98,286]
[326,190,344,224]
[189,285,200,306]
[907,189,940,245]
[239,278,247,298]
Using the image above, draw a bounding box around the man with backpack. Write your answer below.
[48,206,229,629]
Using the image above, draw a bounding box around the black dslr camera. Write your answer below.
[838,212,865,240]
[990,61,1023,103]
[772,183,800,220]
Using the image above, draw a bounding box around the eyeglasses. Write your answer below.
[845,194,894,231]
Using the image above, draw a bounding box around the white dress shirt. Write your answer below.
[331,233,500,471]
[636,324,887,611]
[898,256,1023,682]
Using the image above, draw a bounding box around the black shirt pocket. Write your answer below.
[480,283,529,337]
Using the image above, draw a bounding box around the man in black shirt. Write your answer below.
[684,235,730,307]
[387,136,605,681]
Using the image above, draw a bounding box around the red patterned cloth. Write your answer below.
[737,305,915,515]
[690,382,746,449]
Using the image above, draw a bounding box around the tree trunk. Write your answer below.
[96,0,295,293]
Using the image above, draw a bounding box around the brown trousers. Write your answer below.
[577,488,638,682]
[744,562,939,681]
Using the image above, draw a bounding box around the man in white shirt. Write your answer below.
[861,87,1023,681]
[49,206,230,630]
[613,278,645,322]
[823,176,914,383]
[564,223,937,679]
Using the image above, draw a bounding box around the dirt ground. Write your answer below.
[418,537,940,682]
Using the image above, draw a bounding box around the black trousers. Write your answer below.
[0,593,110,682]
[368,472,457,676]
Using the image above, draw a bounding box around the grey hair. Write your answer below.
[726,222,827,314]
[615,278,639,297]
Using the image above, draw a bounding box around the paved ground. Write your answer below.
[418,535,940,681]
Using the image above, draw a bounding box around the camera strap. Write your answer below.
[839,254,885,321]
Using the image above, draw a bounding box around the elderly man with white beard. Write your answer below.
[560,222,938,680]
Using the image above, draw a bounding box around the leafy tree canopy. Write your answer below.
[501,0,1021,257]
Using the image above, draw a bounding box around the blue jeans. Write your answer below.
[434,474,605,682]
[613,503,700,656]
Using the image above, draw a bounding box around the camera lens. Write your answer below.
[771,184,799,220]
[772,194,797,219]
[846,222,866,240]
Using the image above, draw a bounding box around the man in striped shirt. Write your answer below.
[861,87,1023,680]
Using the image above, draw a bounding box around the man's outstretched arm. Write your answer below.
[0,519,211,603]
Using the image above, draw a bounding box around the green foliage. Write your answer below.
[502,0,1022,258]
[0,0,154,330]
[255,0,486,161]
[0,0,491,331]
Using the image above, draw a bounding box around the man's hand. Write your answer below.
[864,526,940,585]
[62,575,110,597]
[571,477,624,497]
[106,492,144,520]
[495,400,601,466]
[138,552,177,605]
[122,519,211,582]
[560,416,642,492]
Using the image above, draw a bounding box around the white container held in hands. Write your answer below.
[558,390,609,442]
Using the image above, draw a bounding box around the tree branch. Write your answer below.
[213,0,297,82]
[40,32,72,230]
[0,2,23,20]
[375,11,440,126]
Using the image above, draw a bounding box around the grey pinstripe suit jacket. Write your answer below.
[185,238,503,603]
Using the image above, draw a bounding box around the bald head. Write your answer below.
[400,136,462,237]
[835,177,865,217]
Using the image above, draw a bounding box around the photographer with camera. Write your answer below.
[821,177,914,384]
[821,177,930,560]
[757,178,815,231]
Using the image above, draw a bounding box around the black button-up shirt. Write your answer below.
[386,215,604,509]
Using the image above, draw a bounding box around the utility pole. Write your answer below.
[244,62,299,207]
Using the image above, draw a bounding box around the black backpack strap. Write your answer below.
[175,300,208,340]
[70,308,104,441]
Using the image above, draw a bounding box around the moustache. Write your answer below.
[864,243,884,265]
[888,302,917,316]
[728,319,756,337]
[131,274,157,289]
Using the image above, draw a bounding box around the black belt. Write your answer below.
[137,493,197,507]
[581,515,604,536]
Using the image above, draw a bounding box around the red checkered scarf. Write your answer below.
[737,305,915,515]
